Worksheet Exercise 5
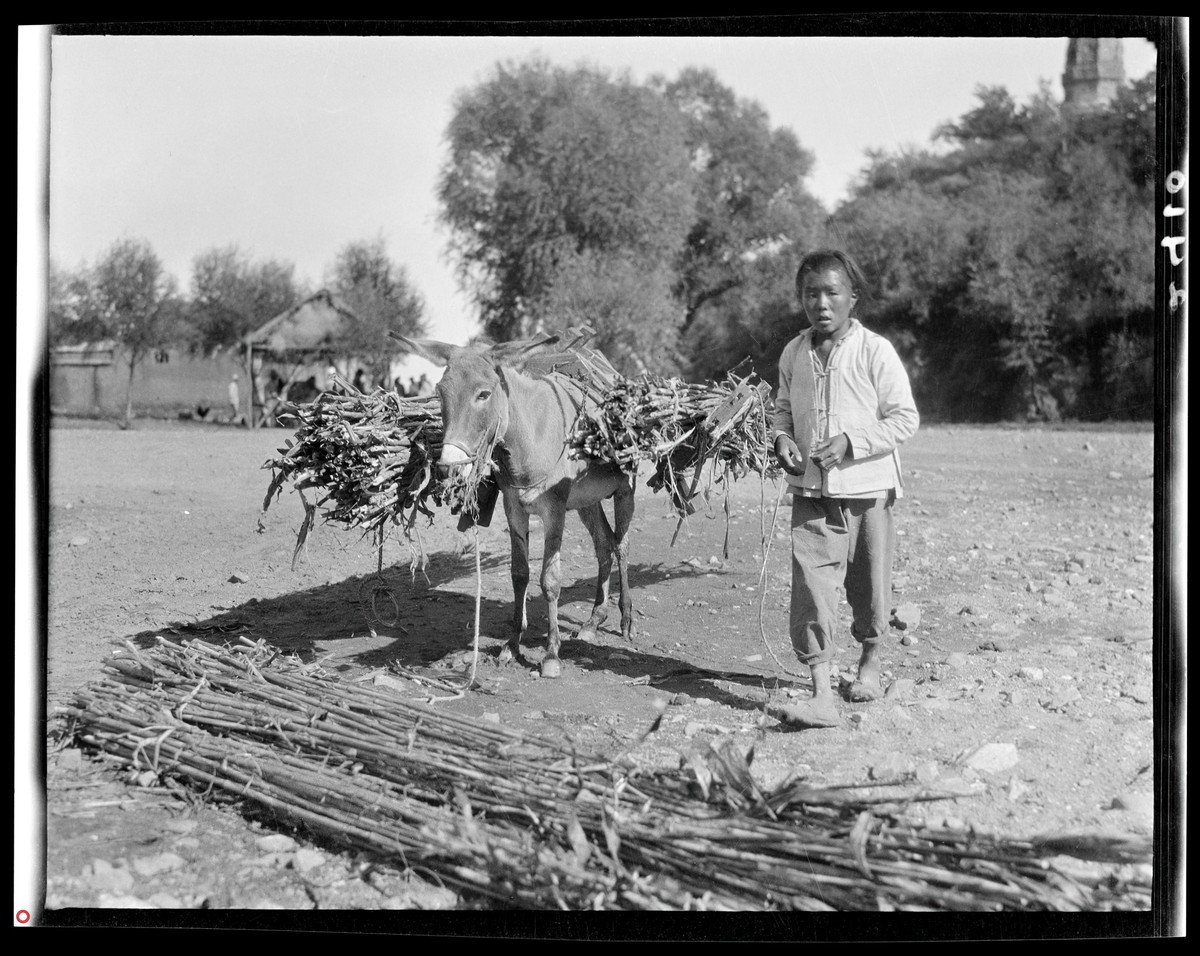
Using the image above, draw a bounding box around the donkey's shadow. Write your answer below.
[128,552,795,712]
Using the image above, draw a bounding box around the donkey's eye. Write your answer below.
[476,389,492,402]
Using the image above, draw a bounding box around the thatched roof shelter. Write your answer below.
[242,289,359,359]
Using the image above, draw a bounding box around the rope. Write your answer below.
[756,477,806,681]
[426,522,482,705]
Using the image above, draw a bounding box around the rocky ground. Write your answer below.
[30,418,1167,926]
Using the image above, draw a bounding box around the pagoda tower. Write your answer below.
[1062,38,1126,111]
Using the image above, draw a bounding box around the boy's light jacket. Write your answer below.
[772,320,919,498]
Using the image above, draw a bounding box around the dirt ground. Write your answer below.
[31,416,1166,924]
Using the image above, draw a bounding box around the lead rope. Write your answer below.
[757,476,806,680]
[426,522,482,704]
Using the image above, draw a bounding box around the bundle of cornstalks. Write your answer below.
[65,637,1150,912]
[567,371,777,515]
[263,385,491,563]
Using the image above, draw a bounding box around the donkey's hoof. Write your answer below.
[540,656,563,679]
[497,644,516,665]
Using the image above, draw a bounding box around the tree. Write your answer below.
[438,59,826,383]
[438,59,697,345]
[654,67,825,349]
[830,76,1155,421]
[48,260,108,347]
[189,246,302,353]
[534,248,684,377]
[90,238,182,425]
[325,237,426,384]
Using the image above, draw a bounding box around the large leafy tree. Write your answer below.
[438,59,697,346]
[654,69,824,348]
[438,59,825,383]
[188,246,303,353]
[325,237,427,383]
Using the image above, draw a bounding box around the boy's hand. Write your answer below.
[774,435,805,476]
[812,434,850,470]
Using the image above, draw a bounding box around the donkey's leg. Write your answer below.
[538,505,568,679]
[612,478,637,642]
[498,494,530,665]
[574,502,614,644]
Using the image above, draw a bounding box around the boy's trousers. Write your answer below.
[789,493,896,666]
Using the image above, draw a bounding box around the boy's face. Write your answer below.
[799,267,857,339]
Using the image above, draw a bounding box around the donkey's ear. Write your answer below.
[389,333,460,368]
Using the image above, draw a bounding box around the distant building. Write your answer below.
[1062,38,1126,112]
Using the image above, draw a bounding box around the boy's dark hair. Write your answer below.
[794,249,871,304]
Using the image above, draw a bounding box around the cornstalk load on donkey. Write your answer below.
[392,331,636,679]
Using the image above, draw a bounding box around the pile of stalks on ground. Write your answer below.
[261,330,778,559]
[65,637,1152,912]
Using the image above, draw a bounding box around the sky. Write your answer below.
[35,26,1159,348]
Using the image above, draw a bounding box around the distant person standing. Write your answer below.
[228,374,243,425]
[414,373,434,397]
[769,249,919,729]
[353,368,368,393]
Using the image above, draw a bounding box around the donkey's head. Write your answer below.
[391,335,508,478]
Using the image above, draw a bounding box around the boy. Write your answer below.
[769,249,919,728]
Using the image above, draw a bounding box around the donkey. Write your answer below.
[393,335,636,678]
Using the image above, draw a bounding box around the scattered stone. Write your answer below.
[1082,442,1095,453]
[891,603,922,630]
[884,678,915,700]
[372,673,409,692]
[1110,792,1154,818]
[1121,683,1153,704]
[97,894,153,908]
[291,848,325,873]
[228,572,249,584]
[1042,588,1066,606]
[148,893,184,908]
[522,710,545,720]
[1005,688,1029,708]
[960,742,1019,774]
[68,535,90,548]
[848,712,865,725]
[1107,471,1124,480]
[891,574,910,591]
[163,818,198,834]
[84,859,134,893]
[255,834,297,853]
[669,693,692,706]
[1039,685,1083,712]
[957,605,975,616]
[1132,554,1152,564]
[482,712,501,724]
[1017,666,1044,682]
[132,852,186,877]
[914,761,940,785]
[900,634,917,647]
[944,652,969,670]
[57,747,83,771]
[608,651,632,663]
[869,753,912,780]
[1049,644,1079,658]
[1007,776,1031,802]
